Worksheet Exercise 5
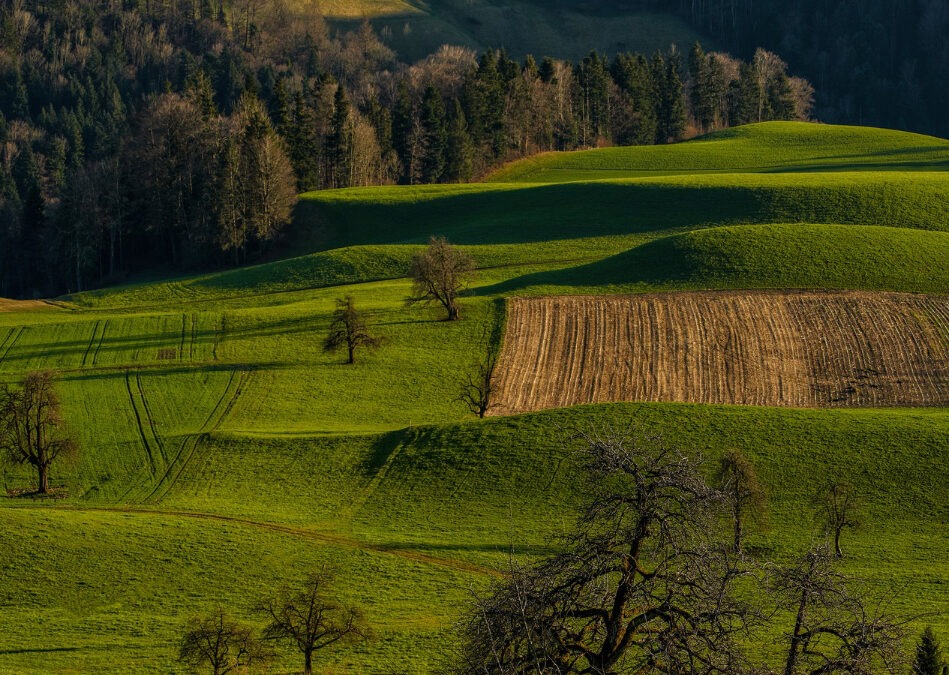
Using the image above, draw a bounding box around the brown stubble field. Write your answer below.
[491,291,949,414]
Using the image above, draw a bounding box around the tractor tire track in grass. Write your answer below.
[91,319,109,365]
[143,369,251,504]
[493,291,949,413]
[0,327,20,367]
[64,504,499,577]
[124,370,158,478]
[80,321,102,367]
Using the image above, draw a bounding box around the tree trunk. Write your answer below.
[833,528,843,558]
[734,504,743,552]
[304,649,313,675]
[447,304,459,321]
[784,590,807,675]
[37,463,49,494]
[348,344,355,364]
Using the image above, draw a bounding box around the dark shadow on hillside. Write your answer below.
[474,236,687,295]
[375,541,561,557]
[0,312,342,371]
[296,182,765,250]
[365,428,415,474]
[0,648,81,655]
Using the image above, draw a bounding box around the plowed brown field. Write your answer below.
[491,291,949,413]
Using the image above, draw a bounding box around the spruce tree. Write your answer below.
[419,86,447,183]
[391,80,415,184]
[913,627,945,675]
[445,99,474,183]
[326,84,352,188]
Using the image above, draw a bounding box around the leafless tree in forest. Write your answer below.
[0,370,77,494]
[260,567,367,675]
[408,236,474,321]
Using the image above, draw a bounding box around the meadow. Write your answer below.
[0,122,946,672]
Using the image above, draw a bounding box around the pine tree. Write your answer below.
[610,53,657,146]
[688,42,715,132]
[913,627,946,675]
[391,80,415,184]
[419,86,447,183]
[326,84,352,188]
[444,99,474,183]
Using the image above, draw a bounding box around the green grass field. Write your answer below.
[0,122,946,672]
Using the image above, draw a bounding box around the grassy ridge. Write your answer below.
[482,224,949,295]
[0,121,946,671]
[488,122,949,182]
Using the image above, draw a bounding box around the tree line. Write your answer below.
[660,0,948,139]
[0,0,812,298]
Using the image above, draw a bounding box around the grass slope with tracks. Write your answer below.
[0,122,946,673]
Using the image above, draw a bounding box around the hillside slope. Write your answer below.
[1,121,946,672]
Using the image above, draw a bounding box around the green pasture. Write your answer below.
[488,121,949,181]
[0,122,946,672]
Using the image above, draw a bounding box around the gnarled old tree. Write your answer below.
[0,370,77,494]
[455,431,758,674]
[771,544,907,675]
[408,236,474,321]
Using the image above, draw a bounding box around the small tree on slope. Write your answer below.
[408,236,474,321]
[323,296,385,364]
[0,370,77,494]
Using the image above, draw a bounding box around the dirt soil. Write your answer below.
[491,291,949,413]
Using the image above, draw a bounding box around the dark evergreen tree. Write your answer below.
[325,84,352,189]
[576,51,611,146]
[391,80,415,184]
[419,86,447,183]
[913,627,946,675]
[444,99,474,183]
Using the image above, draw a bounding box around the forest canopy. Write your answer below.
[0,0,811,297]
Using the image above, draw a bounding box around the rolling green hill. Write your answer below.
[487,122,949,182]
[1,122,946,672]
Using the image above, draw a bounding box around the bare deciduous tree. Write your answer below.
[814,481,862,558]
[457,336,498,418]
[715,449,769,553]
[323,295,385,364]
[260,567,367,675]
[455,431,759,674]
[408,236,474,321]
[0,370,77,494]
[771,545,907,675]
[178,608,271,675]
